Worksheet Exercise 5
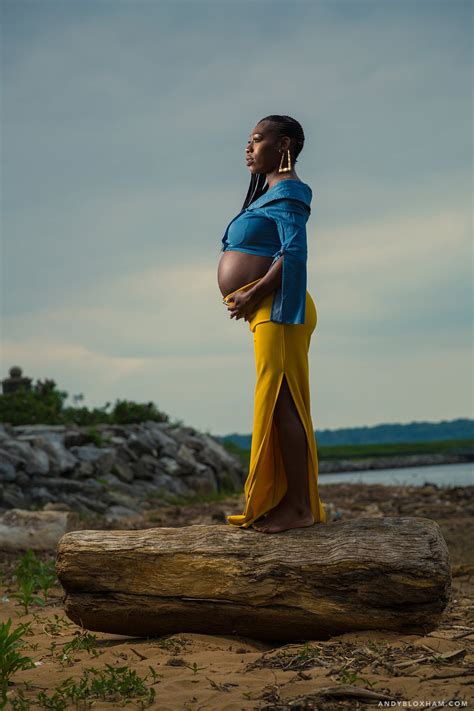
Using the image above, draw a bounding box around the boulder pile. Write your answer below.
[0,421,246,522]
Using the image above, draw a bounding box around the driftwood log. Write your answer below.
[56,517,452,641]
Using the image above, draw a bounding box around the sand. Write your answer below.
[2,482,473,710]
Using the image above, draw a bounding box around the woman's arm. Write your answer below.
[225,257,282,321]
[246,255,283,302]
[260,200,309,325]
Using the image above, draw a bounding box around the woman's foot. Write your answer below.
[252,500,314,533]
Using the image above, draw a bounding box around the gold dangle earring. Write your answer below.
[278,148,292,173]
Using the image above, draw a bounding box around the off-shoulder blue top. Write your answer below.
[223,212,280,257]
[220,179,313,325]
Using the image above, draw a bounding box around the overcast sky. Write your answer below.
[1,0,472,436]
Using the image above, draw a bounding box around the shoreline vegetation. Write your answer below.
[222,437,474,473]
[1,372,471,476]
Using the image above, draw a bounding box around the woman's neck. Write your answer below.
[265,170,300,189]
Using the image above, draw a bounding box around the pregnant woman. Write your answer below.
[217,114,327,534]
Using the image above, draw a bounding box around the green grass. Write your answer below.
[316,437,474,461]
[0,619,36,707]
[223,437,474,465]
[10,549,57,615]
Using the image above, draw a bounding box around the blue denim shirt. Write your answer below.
[220,179,312,325]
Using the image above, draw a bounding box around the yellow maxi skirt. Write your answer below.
[223,278,327,529]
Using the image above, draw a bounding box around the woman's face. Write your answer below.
[245,121,289,174]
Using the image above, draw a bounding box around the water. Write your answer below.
[318,462,473,487]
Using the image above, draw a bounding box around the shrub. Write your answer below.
[0,378,170,427]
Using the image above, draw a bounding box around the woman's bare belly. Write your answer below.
[218,251,274,297]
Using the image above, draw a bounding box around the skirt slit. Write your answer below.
[223,278,326,529]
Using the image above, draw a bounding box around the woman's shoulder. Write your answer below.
[248,180,312,212]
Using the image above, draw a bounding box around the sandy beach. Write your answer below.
[2,481,473,709]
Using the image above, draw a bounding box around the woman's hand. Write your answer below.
[225,290,258,322]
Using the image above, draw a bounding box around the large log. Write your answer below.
[56,517,452,641]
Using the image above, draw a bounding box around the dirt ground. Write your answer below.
[1,482,473,710]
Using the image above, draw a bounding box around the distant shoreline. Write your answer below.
[318,452,472,474]
[222,437,474,473]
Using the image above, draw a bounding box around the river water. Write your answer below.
[318,462,473,487]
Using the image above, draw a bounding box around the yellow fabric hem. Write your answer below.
[223,279,327,530]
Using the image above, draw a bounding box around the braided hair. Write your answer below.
[241,115,305,211]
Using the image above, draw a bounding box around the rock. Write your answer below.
[180,435,205,452]
[152,473,190,498]
[0,460,16,482]
[146,427,179,456]
[127,431,158,457]
[0,423,246,517]
[112,459,135,483]
[30,486,56,504]
[69,446,115,475]
[0,447,23,469]
[36,437,78,475]
[193,462,218,480]
[44,502,73,512]
[1,439,44,475]
[16,472,30,487]
[158,456,182,476]
[63,430,90,448]
[0,508,80,551]
[200,434,240,467]
[104,506,143,525]
[135,456,157,480]
[119,444,139,462]
[31,477,101,494]
[72,461,95,479]
[130,480,157,496]
[105,490,142,510]
[12,424,67,435]
[10,439,51,475]
[3,486,27,508]
[102,472,123,487]
[107,435,127,445]
[73,493,109,514]
[183,474,217,496]
[177,443,198,468]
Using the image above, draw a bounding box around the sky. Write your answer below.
[1,0,472,436]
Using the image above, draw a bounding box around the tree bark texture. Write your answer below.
[56,517,452,641]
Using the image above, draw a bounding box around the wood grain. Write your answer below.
[56,517,452,641]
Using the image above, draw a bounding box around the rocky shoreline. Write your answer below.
[0,422,470,523]
[318,451,469,472]
[0,421,246,522]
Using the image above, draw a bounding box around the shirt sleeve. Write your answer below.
[259,198,309,325]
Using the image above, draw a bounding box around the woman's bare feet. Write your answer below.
[252,499,314,533]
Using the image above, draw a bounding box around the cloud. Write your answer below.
[1,0,471,433]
